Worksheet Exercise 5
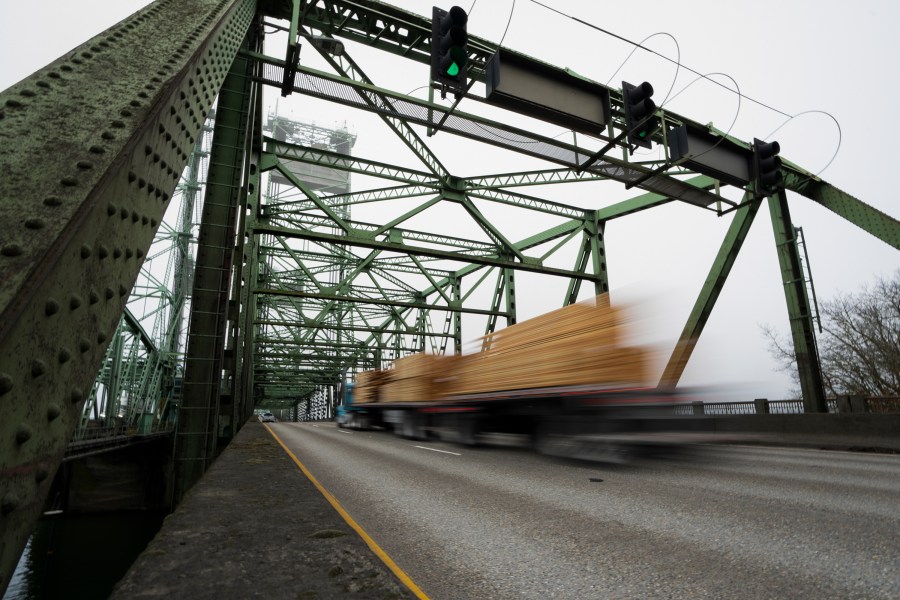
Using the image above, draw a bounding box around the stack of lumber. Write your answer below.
[381,354,464,402]
[354,369,390,403]
[454,296,649,395]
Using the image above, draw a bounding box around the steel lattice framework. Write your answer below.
[0,0,898,591]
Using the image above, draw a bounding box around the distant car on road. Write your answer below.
[259,412,276,423]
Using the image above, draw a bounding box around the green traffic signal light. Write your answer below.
[431,6,469,93]
[444,47,467,77]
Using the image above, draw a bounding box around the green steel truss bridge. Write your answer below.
[1,0,898,589]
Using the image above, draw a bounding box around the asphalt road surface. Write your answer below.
[270,422,900,599]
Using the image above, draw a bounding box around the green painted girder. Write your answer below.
[784,172,900,250]
[467,188,586,220]
[460,197,529,263]
[176,23,260,503]
[272,62,722,208]
[297,42,450,179]
[263,215,499,252]
[0,0,257,586]
[466,168,610,191]
[262,283,416,304]
[265,140,592,220]
[254,223,602,281]
[265,156,355,233]
[254,319,457,337]
[768,189,828,413]
[265,139,439,187]
[658,194,761,389]
[314,184,439,209]
[596,175,718,221]
[256,287,506,317]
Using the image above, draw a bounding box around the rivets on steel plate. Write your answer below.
[79,338,91,353]
[70,295,82,310]
[58,348,72,364]
[80,245,92,259]
[15,425,32,445]
[1,493,19,515]
[0,373,12,396]
[88,289,99,305]
[1,244,23,257]
[31,360,47,377]
[70,388,84,404]
[45,299,60,316]
[47,404,61,421]
[25,218,45,230]
[43,196,62,207]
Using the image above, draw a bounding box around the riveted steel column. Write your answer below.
[175,23,260,503]
[768,190,827,413]
[234,118,263,426]
[0,0,256,591]
[452,276,462,355]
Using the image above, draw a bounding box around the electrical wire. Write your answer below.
[664,72,742,164]
[606,32,681,107]
[763,110,842,177]
[525,0,842,174]
[499,0,516,47]
[526,0,792,118]
[468,0,479,18]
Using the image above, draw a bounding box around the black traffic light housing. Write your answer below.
[621,81,658,150]
[753,138,782,195]
[431,6,469,95]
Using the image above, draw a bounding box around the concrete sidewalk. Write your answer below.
[111,421,417,599]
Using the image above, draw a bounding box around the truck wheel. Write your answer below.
[399,411,426,440]
[455,415,479,446]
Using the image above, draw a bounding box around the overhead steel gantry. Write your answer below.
[1,0,898,591]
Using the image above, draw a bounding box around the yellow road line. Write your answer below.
[264,424,430,600]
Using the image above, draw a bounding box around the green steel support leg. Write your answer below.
[452,276,462,355]
[768,190,828,413]
[231,76,263,430]
[504,267,517,326]
[175,26,259,503]
[237,142,263,424]
[590,218,609,297]
[564,234,591,305]
[659,195,761,388]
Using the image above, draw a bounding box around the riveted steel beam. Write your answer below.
[785,172,900,250]
[0,0,257,589]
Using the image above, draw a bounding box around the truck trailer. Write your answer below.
[336,297,698,462]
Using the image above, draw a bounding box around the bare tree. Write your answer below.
[762,270,900,397]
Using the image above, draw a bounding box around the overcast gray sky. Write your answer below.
[2,0,897,401]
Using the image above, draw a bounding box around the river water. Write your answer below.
[3,511,166,600]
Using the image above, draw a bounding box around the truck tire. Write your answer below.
[399,411,426,440]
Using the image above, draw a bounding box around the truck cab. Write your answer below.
[335,382,355,427]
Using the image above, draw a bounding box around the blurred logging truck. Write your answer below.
[337,296,697,462]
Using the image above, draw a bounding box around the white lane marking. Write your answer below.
[338,430,353,434]
[414,445,461,456]
[312,425,319,428]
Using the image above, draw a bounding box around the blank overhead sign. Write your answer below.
[486,50,610,137]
